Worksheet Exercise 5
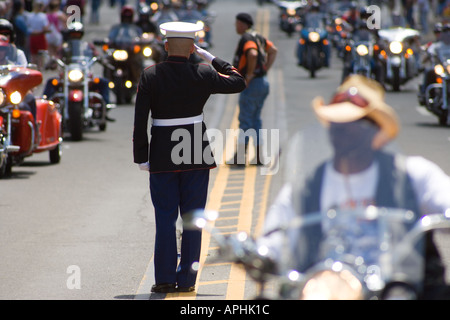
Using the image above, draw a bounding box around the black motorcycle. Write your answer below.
[95,33,147,104]
[277,0,306,37]
[183,127,450,300]
[47,40,109,141]
[378,27,420,91]
[421,44,450,125]
[297,15,330,78]
[341,28,385,84]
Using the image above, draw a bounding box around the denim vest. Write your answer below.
[297,152,444,294]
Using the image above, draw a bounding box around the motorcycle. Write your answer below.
[185,207,450,300]
[276,0,306,37]
[378,27,420,91]
[95,36,148,105]
[297,15,330,78]
[49,48,109,141]
[422,45,450,126]
[183,125,450,300]
[341,28,385,84]
[135,2,169,64]
[0,65,62,177]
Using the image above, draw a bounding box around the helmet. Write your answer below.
[67,21,84,39]
[443,23,450,33]
[310,2,320,11]
[0,34,10,49]
[434,22,443,33]
[121,5,134,23]
[0,19,15,43]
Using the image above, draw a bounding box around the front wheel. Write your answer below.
[0,154,12,178]
[392,67,401,92]
[0,150,7,178]
[68,101,83,141]
[439,109,448,126]
[49,143,61,163]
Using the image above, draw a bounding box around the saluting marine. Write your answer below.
[133,21,246,293]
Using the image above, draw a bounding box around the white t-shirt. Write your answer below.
[321,160,379,211]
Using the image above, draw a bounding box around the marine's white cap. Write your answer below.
[159,21,203,39]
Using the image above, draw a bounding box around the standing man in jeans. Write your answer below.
[230,12,277,166]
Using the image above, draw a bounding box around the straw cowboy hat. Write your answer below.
[312,75,400,149]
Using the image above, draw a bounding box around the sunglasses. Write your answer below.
[330,87,370,108]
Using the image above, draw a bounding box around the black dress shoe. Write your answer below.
[151,283,177,293]
[177,286,195,292]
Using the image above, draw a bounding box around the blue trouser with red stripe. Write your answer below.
[149,169,210,287]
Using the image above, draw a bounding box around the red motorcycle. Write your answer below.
[0,65,62,177]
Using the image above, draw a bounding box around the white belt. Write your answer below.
[152,114,203,126]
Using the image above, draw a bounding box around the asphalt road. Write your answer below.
[1,0,449,300]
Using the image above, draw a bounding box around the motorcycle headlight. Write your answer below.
[10,91,22,105]
[113,49,128,61]
[301,270,363,300]
[143,47,152,57]
[68,69,84,82]
[287,8,296,15]
[389,41,403,54]
[435,64,445,76]
[308,32,320,42]
[356,44,369,56]
[0,89,5,106]
[197,30,206,39]
[196,20,205,30]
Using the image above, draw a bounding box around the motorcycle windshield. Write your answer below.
[261,123,425,295]
[67,40,93,63]
[378,27,420,42]
[353,29,371,42]
[110,26,142,47]
[304,14,325,30]
[436,43,450,63]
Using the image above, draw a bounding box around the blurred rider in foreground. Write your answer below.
[262,75,450,299]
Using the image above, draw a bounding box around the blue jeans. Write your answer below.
[149,169,210,287]
[238,76,269,146]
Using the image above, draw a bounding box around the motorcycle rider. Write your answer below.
[418,23,450,106]
[109,5,143,43]
[0,35,37,126]
[296,2,330,68]
[342,10,385,84]
[136,2,157,34]
[151,0,180,26]
[262,75,450,299]
[179,1,203,22]
[42,21,112,116]
[108,5,144,87]
[0,19,27,66]
[342,1,360,29]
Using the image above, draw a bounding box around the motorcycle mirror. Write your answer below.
[26,63,39,70]
[93,38,109,46]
